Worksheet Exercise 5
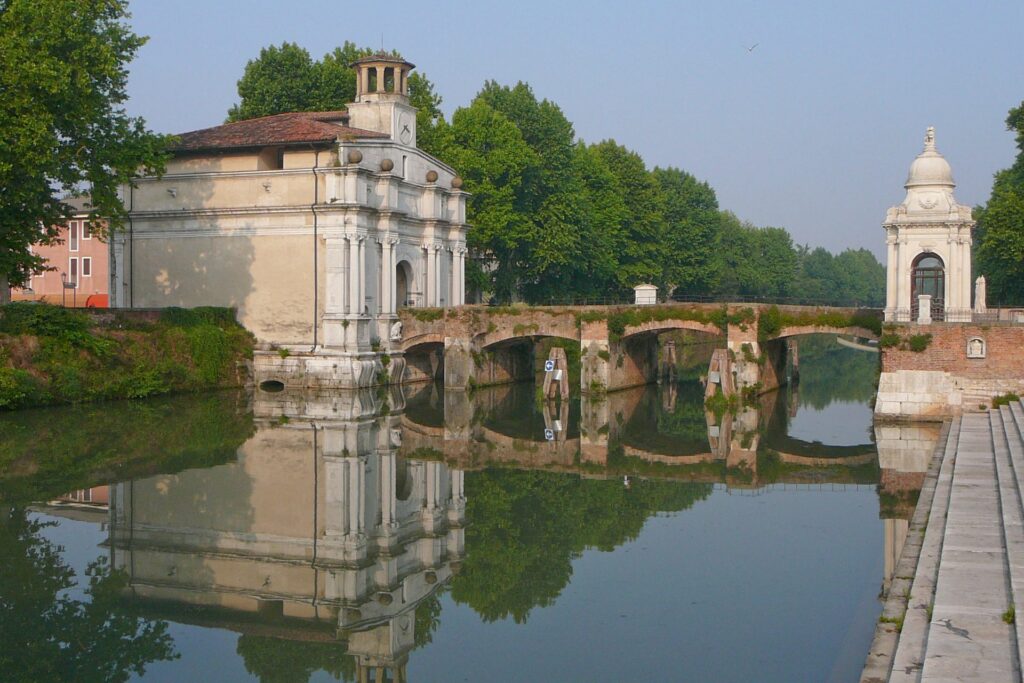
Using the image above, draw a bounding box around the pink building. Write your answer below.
[13,197,109,307]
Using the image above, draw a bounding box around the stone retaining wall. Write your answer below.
[876,324,1024,420]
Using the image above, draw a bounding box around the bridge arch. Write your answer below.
[618,319,722,342]
[768,325,879,342]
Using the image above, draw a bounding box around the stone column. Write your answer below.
[326,238,347,314]
[375,66,384,92]
[460,248,466,305]
[380,237,393,315]
[425,244,436,306]
[884,234,897,320]
[897,238,912,320]
[433,244,443,307]
[958,237,966,315]
[389,238,399,312]
[348,234,360,315]
[946,236,957,316]
[357,237,366,315]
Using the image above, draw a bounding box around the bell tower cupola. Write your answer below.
[346,54,418,146]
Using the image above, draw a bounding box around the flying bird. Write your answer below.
[746,43,759,52]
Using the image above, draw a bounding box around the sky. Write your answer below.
[124,0,1024,259]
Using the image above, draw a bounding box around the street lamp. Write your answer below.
[60,272,76,307]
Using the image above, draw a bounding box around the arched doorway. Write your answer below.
[911,253,944,321]
[396,260,414,308]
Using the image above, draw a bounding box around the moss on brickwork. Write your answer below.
[575,305,748,342]
[757,305,882,341]
[0,303,253,410]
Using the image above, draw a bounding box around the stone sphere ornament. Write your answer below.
[426,170,438,183]
[451,176,463,189]
[346,149,363,164]
[380,158,394,172]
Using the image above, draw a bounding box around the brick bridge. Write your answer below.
[394,303,881,397]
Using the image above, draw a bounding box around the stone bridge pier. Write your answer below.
[395,304,881,398]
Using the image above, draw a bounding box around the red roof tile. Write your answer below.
[170,111,387,153]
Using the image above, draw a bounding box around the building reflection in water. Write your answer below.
[94,375,933,679]
[107,387,464,683]
[875,422,942,593]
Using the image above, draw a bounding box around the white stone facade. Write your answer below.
[883,127,975,323]
[113,55,468,388]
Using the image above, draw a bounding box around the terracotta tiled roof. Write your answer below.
[170,111,387,153]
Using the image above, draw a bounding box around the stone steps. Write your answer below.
[887,419,960,682]
[917,412,1018,681]
[993,405,1024,673]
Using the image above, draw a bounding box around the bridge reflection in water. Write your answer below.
[87,376,938,681]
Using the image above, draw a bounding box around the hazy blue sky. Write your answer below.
[125,1,1024,258]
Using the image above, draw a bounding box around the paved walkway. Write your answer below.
[866,404,1024,682]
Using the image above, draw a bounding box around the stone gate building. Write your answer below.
[113,54,468,387]
[883,127,974,323]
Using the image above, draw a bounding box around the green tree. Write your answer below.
[473,82,588,302]
[226,42,446,155]
[227,42,318,122]
[0,508,177,682]
[434,101,537,302]
[0,0,170,301]
[591,141,667,293]
[653,167,720,295]
[976,101,1024,304]
[833,248,885,306]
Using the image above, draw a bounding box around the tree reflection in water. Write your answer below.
[451,471,712,623]
[0,508,177,683]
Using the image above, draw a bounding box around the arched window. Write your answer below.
[911,253,945,321]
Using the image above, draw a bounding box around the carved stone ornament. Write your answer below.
[966,337,986,359]
[380,158,394,172]
[390,320,403,341]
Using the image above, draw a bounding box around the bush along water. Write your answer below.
[0,303,254,410]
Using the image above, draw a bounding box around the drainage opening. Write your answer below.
[259,380,285,393]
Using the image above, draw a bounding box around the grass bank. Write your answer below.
[0,303,254,410]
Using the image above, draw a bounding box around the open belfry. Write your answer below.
[114,54,468,388]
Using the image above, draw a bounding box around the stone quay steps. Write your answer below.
[880,405,1024,682]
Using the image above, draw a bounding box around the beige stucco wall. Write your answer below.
[166,154,261,174]
[131,233,317,344]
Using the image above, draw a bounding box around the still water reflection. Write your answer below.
[0,336,938,682]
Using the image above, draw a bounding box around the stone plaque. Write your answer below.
[966,337,986,359]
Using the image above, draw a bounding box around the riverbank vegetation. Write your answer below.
[0,304,253,410]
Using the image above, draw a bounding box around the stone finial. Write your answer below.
[451,176,463,189]
[380,158,394,172]
[924,126,936,151]
[347,149,363,164]
[426,170,438,183]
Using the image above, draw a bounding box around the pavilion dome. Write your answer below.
[905,127,955,189]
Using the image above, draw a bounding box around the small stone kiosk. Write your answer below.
[882,127,974,324]
[876,128,1024,419]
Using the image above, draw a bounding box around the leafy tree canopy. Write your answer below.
[976,100,1024,305]
[0,0,171,296]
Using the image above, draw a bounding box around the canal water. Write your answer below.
[0,335,937,682]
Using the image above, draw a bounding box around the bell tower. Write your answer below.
[346,55,418,146]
